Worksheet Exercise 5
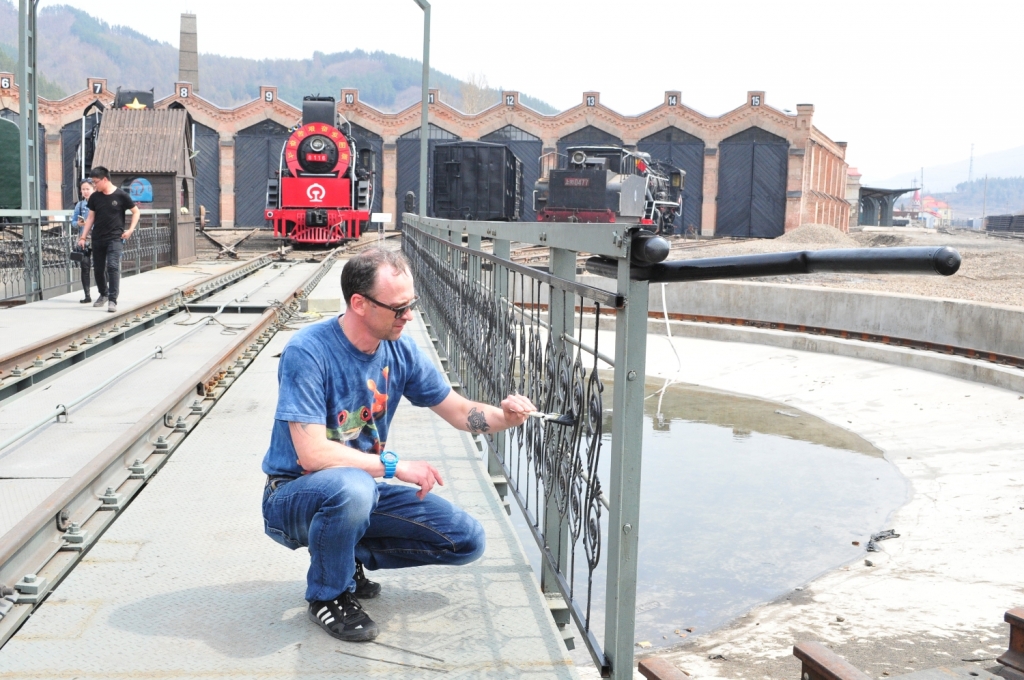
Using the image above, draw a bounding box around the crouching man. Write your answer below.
[261,248,534,642]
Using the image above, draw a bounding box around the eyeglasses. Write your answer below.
[359,293,419,318]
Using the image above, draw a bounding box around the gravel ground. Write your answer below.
[666,225,1024,309]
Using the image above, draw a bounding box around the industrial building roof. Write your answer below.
[92,108,191,174]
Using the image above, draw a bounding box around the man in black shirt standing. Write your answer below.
[77,166,139,313]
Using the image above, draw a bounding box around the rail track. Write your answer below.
[0,255,291,403]
[0,249,339,647]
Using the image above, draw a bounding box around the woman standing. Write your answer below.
[71,179,94,303]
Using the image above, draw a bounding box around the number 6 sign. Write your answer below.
[0,77,10,90]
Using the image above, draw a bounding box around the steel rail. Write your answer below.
[0,254,279,401]
[651,310,1024,370]
[0,263,298,455]
[0,250,338,646]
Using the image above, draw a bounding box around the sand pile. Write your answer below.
[776,224,857,246]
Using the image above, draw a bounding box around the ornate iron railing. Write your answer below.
[402,216,647,678]
[0,211,172,304]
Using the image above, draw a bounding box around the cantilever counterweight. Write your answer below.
[586,245,962,282]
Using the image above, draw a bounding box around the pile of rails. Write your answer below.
[985,214,1024,235]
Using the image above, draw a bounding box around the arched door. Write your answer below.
[234,120,290,227]
[192,122,221,226]
[717,127,788,238]
[0,110,46,210]
[556,125,622,157]
[396,124,460,221]
[480,125,542,221]
[0,118,19,210]
[638,127,705,235]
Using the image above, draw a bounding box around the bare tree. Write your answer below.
[460,73,496,114]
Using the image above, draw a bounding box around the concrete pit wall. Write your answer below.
[577,275,1024,393]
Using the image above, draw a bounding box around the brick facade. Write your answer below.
[0,74,851,234]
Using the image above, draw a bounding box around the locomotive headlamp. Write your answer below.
[310,138,326,152]
[571,150,587,165]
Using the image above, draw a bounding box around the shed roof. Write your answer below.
[92,108,190,174]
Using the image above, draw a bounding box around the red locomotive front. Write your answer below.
[265,96,372,244]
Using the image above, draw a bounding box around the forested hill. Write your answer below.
[928,177,1024,218]
[0,1,556,114]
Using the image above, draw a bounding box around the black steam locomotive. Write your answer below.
[535,146,684,234]
[427,141,684,234]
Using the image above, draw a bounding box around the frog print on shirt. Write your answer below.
[325,367,390,454]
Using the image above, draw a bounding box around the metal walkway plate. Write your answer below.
[0,261,239,359]
[0,315,579,679]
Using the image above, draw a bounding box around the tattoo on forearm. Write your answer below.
[466,407,490,434]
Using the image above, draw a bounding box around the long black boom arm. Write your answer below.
[585,246,962,282]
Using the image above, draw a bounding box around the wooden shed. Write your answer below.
[92,108,196,264]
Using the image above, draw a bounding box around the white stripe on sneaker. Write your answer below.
[324,616,335,625]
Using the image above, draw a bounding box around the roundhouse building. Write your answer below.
[0,74,851,236]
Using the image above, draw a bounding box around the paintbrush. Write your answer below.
[526,411,576,427]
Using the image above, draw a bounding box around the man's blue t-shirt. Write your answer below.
[262,315,451,478]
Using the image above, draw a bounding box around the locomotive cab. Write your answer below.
[264,95,372,244]
[535,145,684,234]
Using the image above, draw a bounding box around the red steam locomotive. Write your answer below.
[265,96,373,244]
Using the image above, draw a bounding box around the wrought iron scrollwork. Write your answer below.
[403,224,612,661]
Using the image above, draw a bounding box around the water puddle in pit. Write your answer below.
[507,376,908,655]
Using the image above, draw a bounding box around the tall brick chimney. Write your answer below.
[179,13,199,93]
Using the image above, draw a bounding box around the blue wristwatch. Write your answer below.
[380,450,399,479]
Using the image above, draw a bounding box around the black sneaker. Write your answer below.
[308,591,379,642]
[79,297,92,304]
[353,560,380,599]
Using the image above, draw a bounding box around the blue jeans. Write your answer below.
[262,467,486,602]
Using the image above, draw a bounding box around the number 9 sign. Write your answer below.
[265,91,274,103]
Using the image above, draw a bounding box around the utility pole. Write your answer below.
[982,174,988,222]
[968,143,974,186]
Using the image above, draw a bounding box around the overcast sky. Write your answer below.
[37,0,1024,184]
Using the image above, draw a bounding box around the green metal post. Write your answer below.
[604,255,649,679]
[65,220,73,293]
[466,232,482,401]
[413,0,430,217]
[541,246,576,593]
[491,237,511,487]
[18,0,39,215]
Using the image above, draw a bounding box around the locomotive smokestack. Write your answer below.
[179,13,199,93]
[302,96,338,127]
